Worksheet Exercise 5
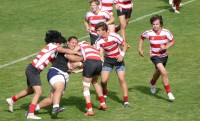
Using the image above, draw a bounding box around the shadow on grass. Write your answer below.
[130,85,172,102]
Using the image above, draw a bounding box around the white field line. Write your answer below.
[0,0,194,69]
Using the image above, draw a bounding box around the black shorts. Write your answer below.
[25,63,41,86]
[151,56,168,67]
[103,57,125,68]
[117,9,132,19]
[83,60,102,78]
[90,33,99,45]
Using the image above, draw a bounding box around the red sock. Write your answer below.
[164,85,171,93]
[99,96,105,103]
[150,79,156,85]
[86,103,92,109]
[176,5,179,10]
[124,96,128,102]
[12,96,17,102]
[103,89,108,95]
[28,104,36,113]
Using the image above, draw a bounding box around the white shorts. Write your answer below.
[48,67,69,92]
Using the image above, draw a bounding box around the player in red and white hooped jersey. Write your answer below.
[114,0,133,47]
[74,40,107,116]
[31,43,59,71]
[95,22,130,107]
[99,0,116,33]
[99,0,114,15]
[138,15,175,101]
[140,29,174,58]
[6,30,81,120]
[84,0,115,45]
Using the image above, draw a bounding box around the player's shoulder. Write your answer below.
[162,28,171,32]
[142,29,153,35]
[86,11,93,15]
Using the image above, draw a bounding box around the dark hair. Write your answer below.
[45,30,64,44]
[150,15,163,27]
[89,0,99,5]
[68,36,78,42]
[95,22,108,31]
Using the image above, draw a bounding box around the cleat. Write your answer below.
[26,114,42,120]
[174,10,180,13]
[98,104,107,110]
[167,92,175,100]
[149,81,156,94]
[6,98,14,112]
[85,110,94,116]
[124,102,130,107]
[51,107,65,119]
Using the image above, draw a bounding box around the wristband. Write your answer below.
[120,52,125,57]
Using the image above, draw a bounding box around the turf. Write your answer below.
[0,0,199,120]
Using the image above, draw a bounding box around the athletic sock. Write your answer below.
[53,104,59,108]
[99,96,105,103]
[103,89,108,95]
[12,96,17,102]
[124,96,128,102]
[28,104,36,114]
[86,103,92,110]
[35,104,40,111]
[164,85,171,93]
[150,79,156,85]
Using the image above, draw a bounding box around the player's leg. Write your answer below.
[83,76,93,116]
[26,85,42,119]
[149,69,160,94]
[51,80,65,118]
[6,86,34,112]
[101,69,111,99]
[116,67,129,107]
[118,15,127,41]
[35,92,53,111]
[92,75,107,110]
[156,63,175,100]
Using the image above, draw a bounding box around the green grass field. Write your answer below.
[0,0,200,120]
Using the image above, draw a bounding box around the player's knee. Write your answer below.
[83,81,91,87]
[83,90,90,97]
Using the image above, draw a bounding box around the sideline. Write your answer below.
[0,0,194,69]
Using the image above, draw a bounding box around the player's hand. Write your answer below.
[76,52,82,56]
[87,28,90,33]
[160,44,167,50]
[117,55,124,62]
[138,50,144,57]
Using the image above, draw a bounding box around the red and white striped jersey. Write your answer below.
[78,41,101,61]
[31,43,59,71]
[99,0,114,15]
[85,10,111,36]
[95,32,125,58]
[141,28,174,58]
[114,0,133,10]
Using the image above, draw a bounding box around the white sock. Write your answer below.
[53,104,59,108]
[35,104,40,111]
